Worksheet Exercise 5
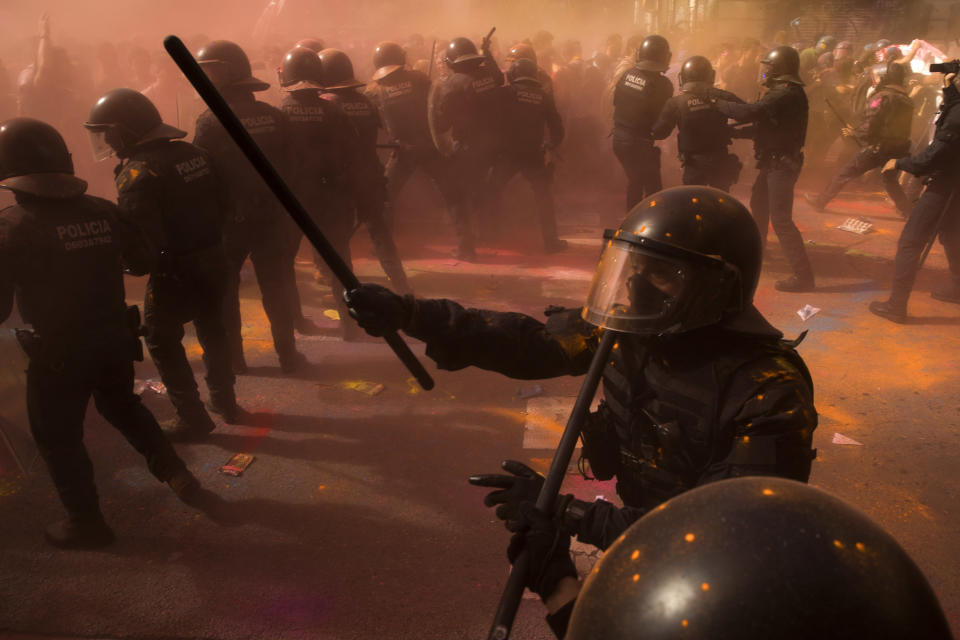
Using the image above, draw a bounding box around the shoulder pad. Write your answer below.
[116,160,157,191]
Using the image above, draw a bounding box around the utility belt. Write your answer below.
[865,139,911,157]
[755,150,803,172]
[681,150,743,184]
[15,305,145,367]
[155,240,224,278]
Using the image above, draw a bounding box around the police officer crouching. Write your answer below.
[487,57,567,253]
[504,477,953,639]
[345,186,818,551]
[83,89,246,440]
[0,118,200,547]
[652,56,745,191]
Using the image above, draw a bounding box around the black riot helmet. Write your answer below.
[0,118,87,198]
[196,40,269,92]
[815,35,837,54]
[635,35,671,72]
[760,45,802,86]
[879,60,908,87]
[679,55,715,86]
[566,477,953,640]
[506,58,540,85]
[278,47,325,91]
[444,37,485,70]
[583,186,760,336]
[82,88,186,160]
[316,48,364,90]
[506,42,538,66]
[295,38,325,53]
[372,41,406,81]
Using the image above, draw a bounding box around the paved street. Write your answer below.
[1,186,958,639]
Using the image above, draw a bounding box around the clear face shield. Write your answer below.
[583,233,691,334]
[85,125,123,162]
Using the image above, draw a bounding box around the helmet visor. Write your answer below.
[85,127,118,162]
[582,238,689,334]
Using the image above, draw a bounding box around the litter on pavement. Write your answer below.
[797,304,822,322]
[219,453,255,476]
[832,432,863,446]
[837,218,874,234]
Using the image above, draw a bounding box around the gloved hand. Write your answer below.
[507,502,578,602]
[469,460,546,531]
[343,283,413,337]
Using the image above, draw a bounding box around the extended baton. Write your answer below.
[825,96,864,148]
[163,35,434,391]
[486,330,617,640]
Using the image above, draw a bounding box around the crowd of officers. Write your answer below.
[0,29,959,621]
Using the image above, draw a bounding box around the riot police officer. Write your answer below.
[318,48,411,294]
[346,186,817,551]
[716,46,815,292]
[277,46,365,340]
[430,36,506,261]
[487,58,567,252]
[367,41,457,253]
[871,71,960,323]
[507,478,953,639]
[806,62,914,216]
[83,88,242,440]
[611,35,674,210]
[504,41,553,94]
[652,55,745,191]
[193,40,306,374]
[0,118,199,547]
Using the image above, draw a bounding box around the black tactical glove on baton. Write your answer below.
[343,283,415,337]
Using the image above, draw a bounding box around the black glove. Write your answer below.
[507,502,578,602]
[343,283,413,337]
[469,460,547,531]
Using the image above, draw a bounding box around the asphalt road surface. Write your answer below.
[1,188,958,639]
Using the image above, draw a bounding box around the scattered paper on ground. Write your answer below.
[832,432,863,446]
[339,380,385,396]
[837,218,874,234]
[797,304,822,322]
[219,453,255,476]
[323,309,340,320]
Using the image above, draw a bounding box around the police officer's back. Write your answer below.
[488,58,566,252]
[83,88,241,440]
[367,42,435,153]
[318,47,410,295]
[192,40,304,373]
[0,118,197,548]
[611,35,674,209]
[653,56,745,190]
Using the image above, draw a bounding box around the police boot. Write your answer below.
[931,284,960,305]
[295,316,324,335]
[544,238,568,254]
[161,410,217,442]
[208,399,253,425]
[278,349,310,374]
[803,192,826,212]
[166,468,202,506]
[45,513,115,549]
[774,273,815,293]
[868,299,907,324]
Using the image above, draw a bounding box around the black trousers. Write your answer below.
[816,144,913,214]
[27,337,185,519]
[890,182,960,306]
[223,218,297,362]
[357,171,410,293]
[487,151,561,248]
[751,158,814,280]
[681,151,741,192]
[446,146,497,254]
[143,247,235,419]
[613,136,662,211]
[385,147,457,217]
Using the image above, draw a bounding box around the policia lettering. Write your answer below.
[56,218,112,249]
